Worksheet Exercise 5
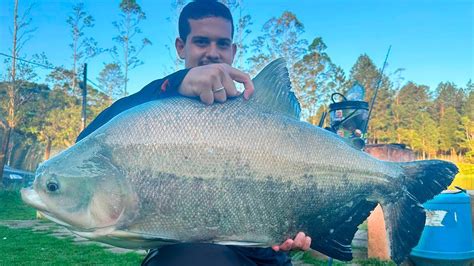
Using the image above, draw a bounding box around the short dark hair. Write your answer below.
[178,0,234,42]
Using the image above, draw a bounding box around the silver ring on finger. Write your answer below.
[213,87,225,93]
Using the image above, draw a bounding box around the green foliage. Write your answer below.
[439,107,465,153]
[294,38,344,118]
[0,226,144,265]
[433,82,465,117]
[247,11,307,74]
[98,63,125,101]
[464,82,474,120]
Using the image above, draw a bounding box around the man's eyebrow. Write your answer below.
[191,36,232,42]
[217,38,232,43]
[192,36,209,40]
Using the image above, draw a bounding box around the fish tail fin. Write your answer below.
[381,159,458,264]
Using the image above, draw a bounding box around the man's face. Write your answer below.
[176,17,236,68]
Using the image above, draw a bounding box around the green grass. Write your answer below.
[0,190,144,265]
[0,190,36,220]
[0,225,144,265]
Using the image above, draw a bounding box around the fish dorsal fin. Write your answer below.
[250,58,301,120]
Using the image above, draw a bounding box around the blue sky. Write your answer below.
[0,0,472,95]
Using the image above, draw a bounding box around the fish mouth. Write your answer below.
[20,188,76,229]
[21,187,48,212]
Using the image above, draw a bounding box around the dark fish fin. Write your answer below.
[311,200,377,261]
[381,160,458,264]
[250,58,301,120]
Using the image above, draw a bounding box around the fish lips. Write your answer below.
[21,188,78,229]
[21,187,48,212]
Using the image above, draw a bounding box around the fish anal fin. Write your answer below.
[311,200,377,261]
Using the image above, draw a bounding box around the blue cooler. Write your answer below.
[410,190,474,266]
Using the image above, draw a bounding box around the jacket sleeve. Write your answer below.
[76,69,190,143]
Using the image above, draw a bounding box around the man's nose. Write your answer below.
[205,43,220,61]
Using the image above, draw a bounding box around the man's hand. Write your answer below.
[178,64,255,105]
[272,232,311,252]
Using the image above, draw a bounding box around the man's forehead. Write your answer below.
[188,17,232,39]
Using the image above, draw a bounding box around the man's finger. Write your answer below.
[220,71,240,98]
[199,89,214,105]
[213,87,227,103]
[279,239,294,251]
[302,236,311,251]
[226,67,254,100]
[293,232,306,248]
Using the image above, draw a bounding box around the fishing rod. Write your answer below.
[362,45,392,135]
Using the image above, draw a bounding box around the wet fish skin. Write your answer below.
[21,59,458,264]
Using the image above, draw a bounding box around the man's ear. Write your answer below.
[175,37,186,59]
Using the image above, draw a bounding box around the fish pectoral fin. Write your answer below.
[107,230,178,242]
[75,229,179,249]
[311,200,377,261]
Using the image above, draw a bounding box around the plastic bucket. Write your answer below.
[410,190,474,265]
[328,100,368,138]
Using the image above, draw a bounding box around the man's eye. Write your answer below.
[218,42,230,48]
[194,39,208,46]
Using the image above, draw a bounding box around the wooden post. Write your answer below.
[365,144,415,260]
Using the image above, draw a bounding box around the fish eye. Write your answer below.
[46,181,60,192]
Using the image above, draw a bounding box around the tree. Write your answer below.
[293,37,345,119]
[247,11,307,75]
[23,86,74,160]
[438,107,465,155]
[460,116,474,161]
[347,54,394,143]
[0,81,48,166]
[433,82,465,118]
[392,82,431,142]
[66,3,101,97]
[112,0,152,96]
[463,80,473,120]
[25,83,109,160]
[98,63,125,102]
[0,0,37,181]
[413,112,440,159]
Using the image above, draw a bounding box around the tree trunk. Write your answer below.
[44,138,52,160]
[0,127,13,184]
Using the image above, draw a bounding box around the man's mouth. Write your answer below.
[199,60,221,66]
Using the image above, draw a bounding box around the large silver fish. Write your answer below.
[21,59,457,264]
